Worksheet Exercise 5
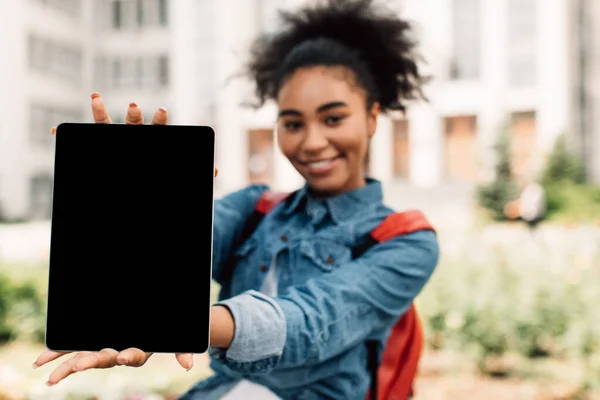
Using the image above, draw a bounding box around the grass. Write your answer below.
[0,262,220,399]
[0,340,213,399]
[2,223,600,399]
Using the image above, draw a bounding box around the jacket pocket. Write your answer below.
[299,239,352,272]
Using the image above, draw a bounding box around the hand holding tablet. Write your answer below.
[33,93,217,385]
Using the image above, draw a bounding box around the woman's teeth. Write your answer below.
[308,159,334,168]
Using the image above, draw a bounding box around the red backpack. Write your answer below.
[219,190,435,400]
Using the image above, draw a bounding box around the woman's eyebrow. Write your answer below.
[277,101,348,118]
[316,101,348,113]
[278,109,302,118]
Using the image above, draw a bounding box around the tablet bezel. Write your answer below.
[45,122,215,354]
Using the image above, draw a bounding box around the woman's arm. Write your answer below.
[209,229,439,374]
[211,184,269,285]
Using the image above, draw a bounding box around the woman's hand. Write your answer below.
[36,92,217,386]
[50,92,218,177]
[33,348,194,386]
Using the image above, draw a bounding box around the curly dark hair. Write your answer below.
[244,0,429,112]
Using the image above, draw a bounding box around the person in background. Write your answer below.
[519,181,546,230]
[504,180,546,232]
[33,1,439,399]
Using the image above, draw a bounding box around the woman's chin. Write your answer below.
[306,176,347,196]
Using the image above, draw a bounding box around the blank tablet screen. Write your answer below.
[46,123,214,354]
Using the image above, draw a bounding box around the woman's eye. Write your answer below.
[284,121,303,131]
[325,115,344,126]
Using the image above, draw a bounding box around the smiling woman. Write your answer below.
[33,1,439,399]
[275,67,378,196]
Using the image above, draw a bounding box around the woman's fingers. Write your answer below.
[150,107,169,125]
[116,348,152,367]
[91,92,112,124]
[72,348,119,372]
[42,348,151,386]
[126,103,144,125]
[175,353,194,371]
[46,352,93,386]
[52,97,218,177]
[32,350,70,369]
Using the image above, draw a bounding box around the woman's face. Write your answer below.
[276,66,380,196]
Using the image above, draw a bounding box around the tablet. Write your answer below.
[46,123,215,354]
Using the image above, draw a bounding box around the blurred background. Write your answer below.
[1,0,600,399]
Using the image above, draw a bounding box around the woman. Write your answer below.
[34,0,439,398]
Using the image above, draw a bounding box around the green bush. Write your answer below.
[540,134,585,185]
[416,251,600,376]
[544,183,600,222]
[0,272,46,345]
[477,130,519,221]
[537,133,600,222]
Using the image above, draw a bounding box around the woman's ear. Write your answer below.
[367,102,380,139]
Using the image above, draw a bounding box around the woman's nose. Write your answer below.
[301,127,329,153]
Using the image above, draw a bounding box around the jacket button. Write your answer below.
[259,264,269,272]
[325,256,335,265]
[280,235,288,242]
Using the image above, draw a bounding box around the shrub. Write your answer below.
[477,130,519,221]
[543,183,600,222]
[416,244,600,377]
[540,133,585,185]
[0,272,46,345]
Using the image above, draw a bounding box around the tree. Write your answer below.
[477,130,519,221]
[540,133,585,185]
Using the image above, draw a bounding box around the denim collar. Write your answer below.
[282,178,383,224]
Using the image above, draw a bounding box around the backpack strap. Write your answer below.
[217,190,292,285]
[362,210,434,400]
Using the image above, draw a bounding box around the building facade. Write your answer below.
[220,0,576,195]
[0,0,593,221]
[0,0,93,220]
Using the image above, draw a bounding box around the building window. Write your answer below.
[507,0,536,87]
[443,115,478,182]
[28,35,83,85]
[29,174,54,220]
[32,0,82,18]
[158,0,168,26]
[106,0,168,29]
[112,0,123,28]
[393,119,410,179]
[158,55,169,86]
[105,55,169,90]
[509,111,537,182]
[30,105,84,149]
[449,0,480,80]
[112,58,122,88]
[248,129,275,185]
[95,55,108,89]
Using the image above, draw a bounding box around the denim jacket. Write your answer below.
[179,179,439,400]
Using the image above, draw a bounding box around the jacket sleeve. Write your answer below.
[211,184,269,285]
[211,229,439,374]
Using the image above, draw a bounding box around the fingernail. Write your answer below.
[46,381,55,387]
[159,107,167,112]
[91,92,100,100]
[129,102,137,108]
[31,362,38,369]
